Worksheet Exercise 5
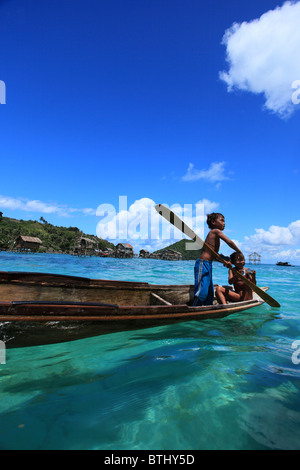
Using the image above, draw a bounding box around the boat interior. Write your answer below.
[0,271,262,307]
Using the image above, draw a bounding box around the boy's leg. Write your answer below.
[216,285,226,304]
[216,286,241,304]
[206,274,214,306]
[225,289,241,302]
[193,260,212,306]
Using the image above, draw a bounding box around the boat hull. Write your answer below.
[0,271,267,348]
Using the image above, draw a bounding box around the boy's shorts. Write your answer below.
[193,259,214,306]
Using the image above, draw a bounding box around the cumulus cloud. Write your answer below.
[275,248,300,260]
[244,220,300,261]
[0,195,96,217]
[246,220,300,246]
[96,197,184,245]
[220,1,300,118]
[182,161,230,183]
[96,197,220,252]
[196,198,219,215]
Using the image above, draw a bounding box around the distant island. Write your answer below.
[0,213,228,261]
[0,215,114,254]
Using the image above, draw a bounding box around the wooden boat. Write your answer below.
[0,271,268,348]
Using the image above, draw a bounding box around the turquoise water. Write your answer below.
[0,252,300,450]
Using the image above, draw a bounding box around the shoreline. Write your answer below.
[0,250,298,267]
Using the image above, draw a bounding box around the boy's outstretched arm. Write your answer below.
[216,230,242,253]
[214,230,242,268]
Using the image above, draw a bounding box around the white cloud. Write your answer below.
[196,198,219,215]
[246,220,300,246]
[276,248,300,259]
[97,198,180,245]
[0,195,96,217]
[244,220,300,261]
[182,161,230,183]
[96,197,220,252]
[220,1,300,118]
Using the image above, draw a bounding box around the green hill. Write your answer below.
[154,238,203,260]
[0,215,115,253]
[154,238,231,261]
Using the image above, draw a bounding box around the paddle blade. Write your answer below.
[232,268,281,308]
[155,204,204,249]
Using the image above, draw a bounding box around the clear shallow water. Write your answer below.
[0,252,300,450]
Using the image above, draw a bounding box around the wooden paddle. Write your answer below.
[155,204,280,308]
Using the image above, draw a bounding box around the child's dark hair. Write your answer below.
[206,212,224,229]
[230,251,244,264]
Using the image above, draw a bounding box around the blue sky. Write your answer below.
[0,0,299,263]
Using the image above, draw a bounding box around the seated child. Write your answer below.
[215,252,256,305]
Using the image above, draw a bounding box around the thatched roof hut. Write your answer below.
[80,237,97,248]
[15,236,42,252]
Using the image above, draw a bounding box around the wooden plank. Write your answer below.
[150,292,172,305]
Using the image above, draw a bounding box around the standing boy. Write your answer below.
[193,212,242,306]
